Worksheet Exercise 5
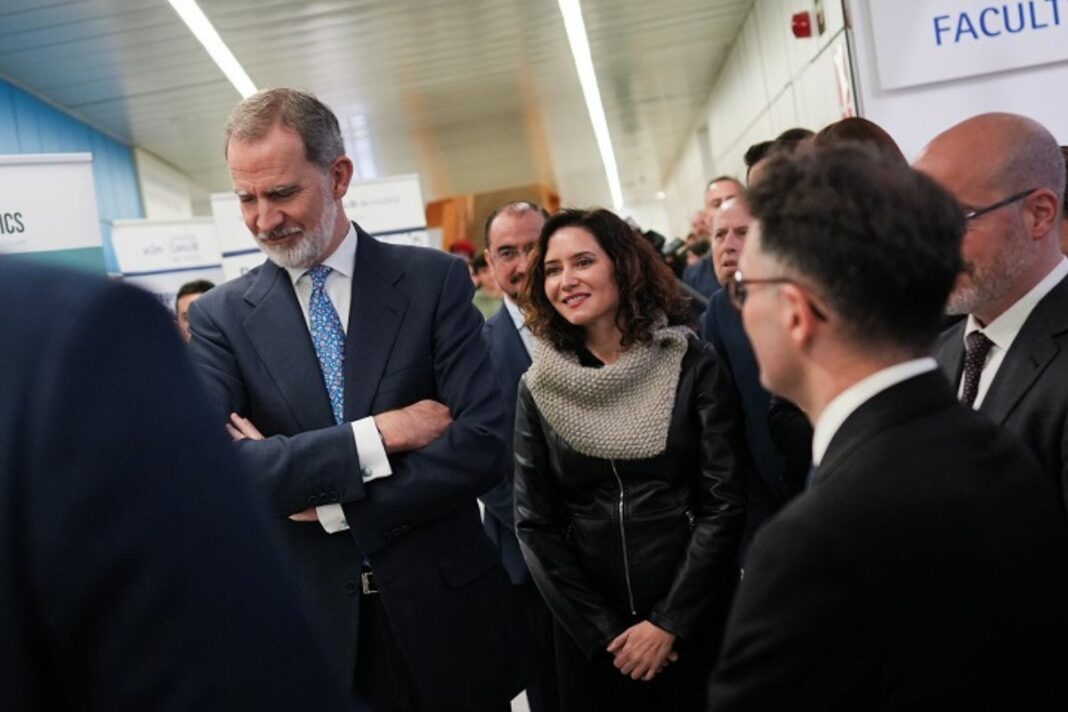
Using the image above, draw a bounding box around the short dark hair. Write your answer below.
[483,201,550,249]
[1060,146,1068,212]
[471,251,490,272]
[175,280,215,311]
[748,144,964,352]
[523,208,693,353]
[775,127,815,142]
[744,141,774,169]
[814,117,906,164]
[688,239,711,257]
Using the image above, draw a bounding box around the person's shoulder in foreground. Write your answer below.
[0,257,351,710]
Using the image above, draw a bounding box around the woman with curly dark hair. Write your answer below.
[513,208,748,711]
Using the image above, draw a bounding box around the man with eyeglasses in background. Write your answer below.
[480,200,560,712]
[915,112,1068,512]
[708,141,1068,711]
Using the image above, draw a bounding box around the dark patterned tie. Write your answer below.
[961,330,994,408]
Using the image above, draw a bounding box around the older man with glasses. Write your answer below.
[914,112,1068,513]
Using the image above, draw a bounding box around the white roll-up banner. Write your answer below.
[0,153,105,272]
[111,218,224,314]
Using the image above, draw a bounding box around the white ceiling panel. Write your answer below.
[0,0,755,207]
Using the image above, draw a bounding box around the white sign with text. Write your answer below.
[870,0,1068,90]
[0,153,102,259]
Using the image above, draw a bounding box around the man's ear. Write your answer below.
[330,156,354,199]
[1024,189,1061,239]
[779,283,822,350]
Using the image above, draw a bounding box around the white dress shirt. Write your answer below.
[812,358,939,466]
[283,223,392,533]
[958,257,1068,408]
[503,296,533,359]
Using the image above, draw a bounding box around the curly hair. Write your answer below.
[522,208,693,353]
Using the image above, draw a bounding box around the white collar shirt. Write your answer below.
[504,296,533,359]
[959,257,1068,408]
[812,358,938,466]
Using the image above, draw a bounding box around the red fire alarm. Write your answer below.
[792,11,812,38]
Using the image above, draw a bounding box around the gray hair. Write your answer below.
[224,88,345,169]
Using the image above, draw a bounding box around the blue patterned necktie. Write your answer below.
[306,265,345,424]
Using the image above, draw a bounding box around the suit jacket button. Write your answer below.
[307,495,319,505]
[329,491,339,503]
[345,580,359,596]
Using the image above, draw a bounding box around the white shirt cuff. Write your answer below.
[352,416,393,481]
[315,417,393,535]
[316,504,349,533]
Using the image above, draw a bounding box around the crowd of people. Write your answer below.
[6,86,1068,711]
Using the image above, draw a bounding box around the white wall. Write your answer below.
[663,0,854,237]
[134,148,211,219]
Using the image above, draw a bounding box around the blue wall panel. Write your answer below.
[0,78,143,273]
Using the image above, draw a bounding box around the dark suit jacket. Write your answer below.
[936,273,1068,512]
[0,259,351,710]
[709,370,1068,709]
[702,289,805,557]
[188,226,530,708]
[481,303,533,585]
[683,258,719,299]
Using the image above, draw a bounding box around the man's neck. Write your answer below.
[801,350,919,425]
[975,249,1061,325]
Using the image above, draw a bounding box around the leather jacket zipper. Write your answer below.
[610,460,638,616]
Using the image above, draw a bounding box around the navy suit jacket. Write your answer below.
[0,259,351,710]
[481,302,533,585]
[683,258,720,299]
[935,272,1068,511]
[702,289,805,556]
[188,226,531,707]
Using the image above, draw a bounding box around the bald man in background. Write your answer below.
[916,113,1068,511]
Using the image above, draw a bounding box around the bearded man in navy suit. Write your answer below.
[480,201,560,712]
[188,88,530,711]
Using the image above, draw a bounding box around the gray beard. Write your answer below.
[256,192,338,270]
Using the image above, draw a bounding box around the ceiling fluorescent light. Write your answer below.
[557,0,624,211]
[167,0,257,98]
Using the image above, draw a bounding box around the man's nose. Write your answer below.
[256,201,283,234]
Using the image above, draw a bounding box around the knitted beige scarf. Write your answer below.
[524,323,691,459]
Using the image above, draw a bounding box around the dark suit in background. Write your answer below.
[709,370,1068,709]
[189,228,530,709]
[936,274,1068,511]
[702,288,805,558]
[0,259,351,710]
[482,302,559,712]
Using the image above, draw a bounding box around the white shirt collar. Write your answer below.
[811,357,938,466]
[963,257,1068,350]
[503,296,525,330]
[284,222,358,286]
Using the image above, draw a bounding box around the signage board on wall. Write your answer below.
[111,218,224,314]
[210,173,430,282]
[869,0,1068,90]
[0,153,105,272]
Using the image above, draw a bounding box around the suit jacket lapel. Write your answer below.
[344,226,408,420]
[243,261,335,431]
[495,305,532,373]
[980,275,1068,425]
[935,320,966,387]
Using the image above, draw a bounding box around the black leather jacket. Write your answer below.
[514,336,748,657]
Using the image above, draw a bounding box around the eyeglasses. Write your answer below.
[728,270,827,320]
[492,243,536,264]
[962,188,1037,222]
